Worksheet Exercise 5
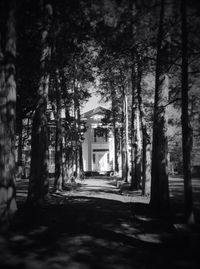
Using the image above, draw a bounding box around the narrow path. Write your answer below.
[52,177,149,204]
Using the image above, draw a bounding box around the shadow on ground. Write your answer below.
[0,196,200,269]
[1,177,200,269]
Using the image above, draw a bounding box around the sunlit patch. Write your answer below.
[134,215,154,222]
[70,198,91,203]
[136,233,162,244]
[46,255,71,268]
[9,234,27,243]
[28,226,48,236]
[120,222,141,233]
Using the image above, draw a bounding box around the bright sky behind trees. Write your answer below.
[82,90,110,113]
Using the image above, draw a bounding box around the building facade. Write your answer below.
[81,107,114,173]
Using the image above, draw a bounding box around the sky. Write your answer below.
[81,90,110,114]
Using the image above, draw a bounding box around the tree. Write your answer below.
[15,0,40,180]
[136,56,151,195]
[121,81,129,182]
[53,70,63,192]
[130,54,142,190]
[27,2,53,207]
[0,0,17,224]
[181,0,195,224]
[150,0,169,211]
[110,79,119,174]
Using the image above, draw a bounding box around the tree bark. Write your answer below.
[130,59,141,190]
[134,107,142,189]
[150,0,169,211]
[136,58,151,195]
[77,105,84,173]
[73,74,78,175]
[130,60,136,190]
[0,0,17,224]
[17,117,23,179]
[181,0,195,224]
[54,70,63,192]
[110,81,119,174]
[27,2,53,207]
[121,87,129,182]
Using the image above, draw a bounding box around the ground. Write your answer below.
[0,176,200,269]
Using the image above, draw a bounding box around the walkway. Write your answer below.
[0,177,200,269]
[51,177,150,204]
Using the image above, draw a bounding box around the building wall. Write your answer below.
[81,108,114,172]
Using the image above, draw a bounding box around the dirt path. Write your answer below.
[0,177,200,269]
[51,177,150,204]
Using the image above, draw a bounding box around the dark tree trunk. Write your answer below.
[17,116,23,179]
[63,98,71,181]
[79,144,84,172]
[181,0,195,224]
[27,2,53,207]
[130,59,141,190]
[0,0,17,223]
[110,82,119,174]
[73,75,78,175]
[54,70,63,192]
[150,0,169,211]
[77,105,84,173]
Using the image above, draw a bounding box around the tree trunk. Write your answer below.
[27,2,53,207]
[73,75,78,175]
[63,98,71,181]
[54,70,63,192]
[130,61,136,190]
[150,0,169,211]
[17,117,23,179]
[0,0,17,224]
[130,60,141,190]
[121,88,129,182]
[79,144,84,172]
[136,58,151,195]
[110,82,119,174]
[77,105,84,173]
[134,107,142,189]
[181,0,195,224]
[125,94,130,182]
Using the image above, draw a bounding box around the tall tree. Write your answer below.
[121,81,129,182]
[136,58,151,195]
[181,0,195,224]
[150,0,169,211]
[27,2,53,207]
[110,80,119,174]
[16,117,23,178]
[54,70,63,192]
[130,55,142,190]
[0,0,17,223]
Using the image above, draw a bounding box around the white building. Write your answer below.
[81,106,114,173]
